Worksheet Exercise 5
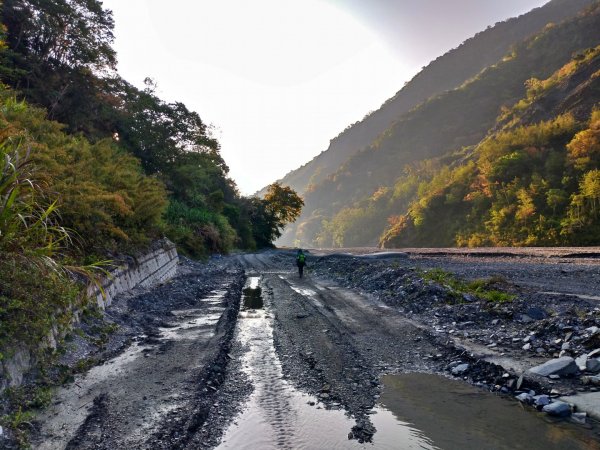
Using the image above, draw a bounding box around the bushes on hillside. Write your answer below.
[0,87,168,255]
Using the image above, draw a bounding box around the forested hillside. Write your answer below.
[380,46,600,248]
[1,0,303,258]
[269,0,595,200]
[0,1,301,359]
[282,1,600,248]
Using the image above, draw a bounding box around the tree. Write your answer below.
[249,184,304,247]
[264,182,304,225]
[581,169,600,215]
[115,80,222,175]
[1,0,117,126]
[2,0,116,70]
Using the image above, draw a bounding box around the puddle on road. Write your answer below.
[159,290,226,341]
[217,278,434,450]
[243,277,263,309]
[375,373,600,450]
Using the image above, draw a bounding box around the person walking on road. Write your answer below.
[296,249,307,278]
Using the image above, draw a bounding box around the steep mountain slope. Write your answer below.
[284,2,600,247]
[271,0,595,199]
[380,46,600,247]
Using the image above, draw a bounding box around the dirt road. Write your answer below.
[25,250,600,449]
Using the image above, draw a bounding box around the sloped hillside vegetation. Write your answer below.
[0,0,303,381]
[288,2,600,248]
[271,0,596,201]
[381,47,600,247]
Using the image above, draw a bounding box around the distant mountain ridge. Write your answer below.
[274,0,600,247]
[267,0,596,201]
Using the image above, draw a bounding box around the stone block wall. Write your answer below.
[88,238,178,309]
[0,239,179,392]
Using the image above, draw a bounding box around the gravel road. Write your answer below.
[20,248,600,449]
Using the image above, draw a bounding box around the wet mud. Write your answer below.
[20,250,600,449]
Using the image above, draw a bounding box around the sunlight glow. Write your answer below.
[102,0,413,194]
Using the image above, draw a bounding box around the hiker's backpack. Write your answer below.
[297,253,305,264]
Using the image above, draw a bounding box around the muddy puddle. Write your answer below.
[159,290,226,340]
[243,277,263,309]
[218,276,600,449]
[217,277,433,449]
[375,373,600,450]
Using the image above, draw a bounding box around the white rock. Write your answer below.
[452,363,470,375]
[576,355,589,371]
[588,348,600,358]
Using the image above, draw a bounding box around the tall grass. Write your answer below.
[0,140,69,262]
[0,139,106,353]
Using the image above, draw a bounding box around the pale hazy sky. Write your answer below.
[102,0,547,194]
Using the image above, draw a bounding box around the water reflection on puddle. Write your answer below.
[243,277,263,310]
[219,277,367,450]
[159,290,226,341]
[375,373,600,450]
[219,278,436,450]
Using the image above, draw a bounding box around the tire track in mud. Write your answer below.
[261,273,380,442]
[140,274,245,450]
[222,280,298,449]
[238,252,447,443]
[32,261,246,450]
[216,273,373,449]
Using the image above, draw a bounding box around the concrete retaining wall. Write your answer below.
[89,239,179,309]
[0,239,179,392]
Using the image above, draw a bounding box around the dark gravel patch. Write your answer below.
[267,250,600,395]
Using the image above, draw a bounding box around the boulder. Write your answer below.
[525,307,548,320]
[533,394,550,407]
[516,392,533,404]
[527,357,578,377]
[451,363,469,376]
[576,355,588,371]
[542,401,571,417]
[586,358,600,373]
[581,375,600,386]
